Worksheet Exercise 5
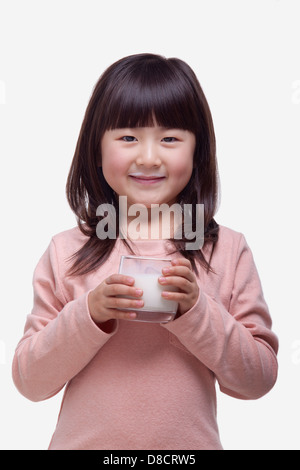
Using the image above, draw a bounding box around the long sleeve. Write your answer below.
[12,226,279,449]
[162,234,278,400]
[12,239,117,402]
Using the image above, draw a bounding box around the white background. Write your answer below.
[0,0,299,450]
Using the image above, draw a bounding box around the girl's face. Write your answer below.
[100,125,196,208]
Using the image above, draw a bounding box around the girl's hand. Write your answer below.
[88,274,144,324]
[158,258,199,316]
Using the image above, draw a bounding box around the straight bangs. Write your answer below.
[101,56,201,133]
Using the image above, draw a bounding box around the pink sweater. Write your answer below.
[12,225,278,450]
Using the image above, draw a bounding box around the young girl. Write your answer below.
[12,53,278,450]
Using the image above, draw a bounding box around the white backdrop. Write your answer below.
[0,0,299,450]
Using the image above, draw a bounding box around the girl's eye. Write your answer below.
[121,136,137,142]
[162,137,178,143]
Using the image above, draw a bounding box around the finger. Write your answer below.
[159,275,191,293]
[105,274,135,286]
[105,283,143,298]
[171,257,192,269]
[106,296,144,310]
[161,265,194,283]
[161,290,187,302]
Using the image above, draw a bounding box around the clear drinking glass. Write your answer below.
[118,255,178,323]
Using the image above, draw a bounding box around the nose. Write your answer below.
[136,141,162,168]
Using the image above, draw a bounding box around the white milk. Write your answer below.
[133,273,178,313]
[119,256,179,322]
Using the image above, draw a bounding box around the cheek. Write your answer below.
[171,152,194,182]
[101,148,126,183]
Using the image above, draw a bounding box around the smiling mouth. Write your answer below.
[129,174,166,185]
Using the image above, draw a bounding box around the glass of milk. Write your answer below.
[118,255,178,323]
